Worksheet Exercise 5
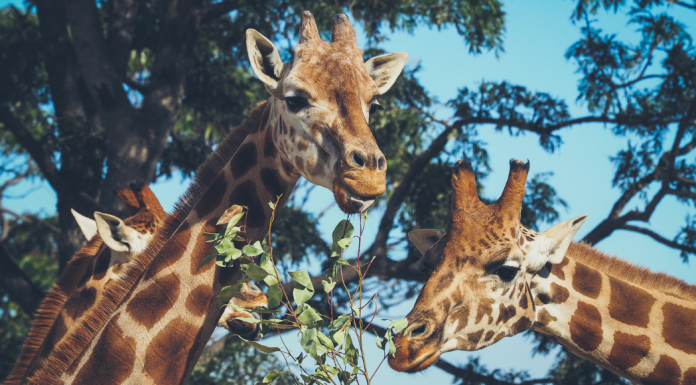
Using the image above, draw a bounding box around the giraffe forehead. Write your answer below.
[287,53,375,100]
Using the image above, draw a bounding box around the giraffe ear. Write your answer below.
[94,212,132,253]
[408,229,445,255]
[72,209,97,240]
[542,214,588,264]
[246,29,284,97]
[364,52,408,95]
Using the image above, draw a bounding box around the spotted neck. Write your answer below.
[32,100,299,385]
[531,242,696,384]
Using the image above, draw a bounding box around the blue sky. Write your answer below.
[2,0,695,382]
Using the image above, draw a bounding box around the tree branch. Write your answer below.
[0,243,45,316]
[0,107,60,188]
[0,208,61,234]
[106,0,138,75]
[619,224,696,255]
[202,0,240,23]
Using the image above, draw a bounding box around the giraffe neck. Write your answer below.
[531,242,696,384]
[39,100,300,385]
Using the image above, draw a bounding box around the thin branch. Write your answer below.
[0,208,61,234]
[0,107,60,188]
[670,0,696,10]
[620,224,696,255]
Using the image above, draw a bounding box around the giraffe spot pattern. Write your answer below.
[64,287,97,321]
[144,317,197,384]
[511,316,532,333]
[643,355,681,385]
[261,168,287,198]
[572,263,602,299]
[145,222,191,279]
[661,302,696,355]
[484,330,495,342]
[476,297,495,324]
[496,304,516,325]
[186,284,214,317]
[72,314,135,383]
[536,283,569,305]
[608,276,655,328]
[263,123,277,158]
[231,143,258,179]
[569,301,603,352]
[467,329,483,343]
[191,219,218,275]
[607,331,650,371]
[228,180,265,229]
[92,248,112,280]
[519,291,529,309]
[195,174,228,219]
[126,272,182,330]
[683,368,696,385]
[536,309,557,326]
[550,257,569,280]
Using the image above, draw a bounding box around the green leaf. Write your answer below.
[389,337,397,356]
[343,333,358,367]
[288,270,314,290]
[321,279,336,293]
[260,254,279,286]
[217,205,245,225]
[242,241,264,257]
[197,250,217,271]
[375,334,384,349]
[215,238,235,254]
[268,201,275,210]
[337,237,353,249]
[331,220,354,244]
[255,370,282,385]
[293,285,314,306]
[388,318,409,334]
[298,304,323,328]
[300,327,317,353]
[244,264,269,281]
[237,335,281,353]
[217,279,248,307]
[317,331,334,349]
[267,285,283,309]
[223,248,242,262]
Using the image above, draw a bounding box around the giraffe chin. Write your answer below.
[333,181,377,214]
[388,347,441,373]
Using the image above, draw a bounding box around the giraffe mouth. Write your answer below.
[349,193,375,212]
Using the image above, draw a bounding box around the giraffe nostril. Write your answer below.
[351,151,365,168]
[410,324,427,338]
[377,156,386,171]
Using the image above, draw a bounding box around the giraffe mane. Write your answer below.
[27,101,268,384]
[567,241,696,301]
[5,236,104,385]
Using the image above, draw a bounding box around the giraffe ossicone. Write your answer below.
[389,159,696,385]
[27,12,407,384]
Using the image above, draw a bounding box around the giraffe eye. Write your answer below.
[284,96,308,113]
[369,100,383,115]
[494,266,519,282]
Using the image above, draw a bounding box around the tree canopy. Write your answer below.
[1,0,695,383]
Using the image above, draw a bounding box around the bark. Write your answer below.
[0,243,45,316]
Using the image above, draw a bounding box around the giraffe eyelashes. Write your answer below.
[283,96,309,113]
[493,266,519,282]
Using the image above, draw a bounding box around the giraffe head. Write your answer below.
[388,159,587,373]
[246,11,408,213]
[217,282,268,341]
[72,184,167,264]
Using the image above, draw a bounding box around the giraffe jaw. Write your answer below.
[349,196,375,212]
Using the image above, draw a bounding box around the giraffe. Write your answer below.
[7,185,267,384]
[388,159,696,384]
[27,12,407,384]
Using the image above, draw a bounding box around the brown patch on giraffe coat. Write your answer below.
[145,222,191,279]
[661,302,696,355]
[231,143,258,179]
[451,306,470,330]
[536,283,569,305]
[572,263,602,299]
[484,330,495,342]
[64,287,97,321]
[92,249,112,280]
[191,219,218,275]
[607,331,650,371]
[126,272,181,330]
[569,301,603,352]
[608,276,655,328]
[297,138,309,151]
[519,292,529,309]
[496,304,516,325]
[186,284,214,317]
[536,309,557,326]
[475,297,495,324]
[643,355,681,385]
[144,317,197,384]
[228,180,265,229]
[195,174,228,219]
[550,257,569,280]
[261,168,287,198]
[467,329,483,343]
[511,316,532,333]
[264,122,277,158]
[295,156,305,171]
[683,368,696,385]
[72,314,135,383]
